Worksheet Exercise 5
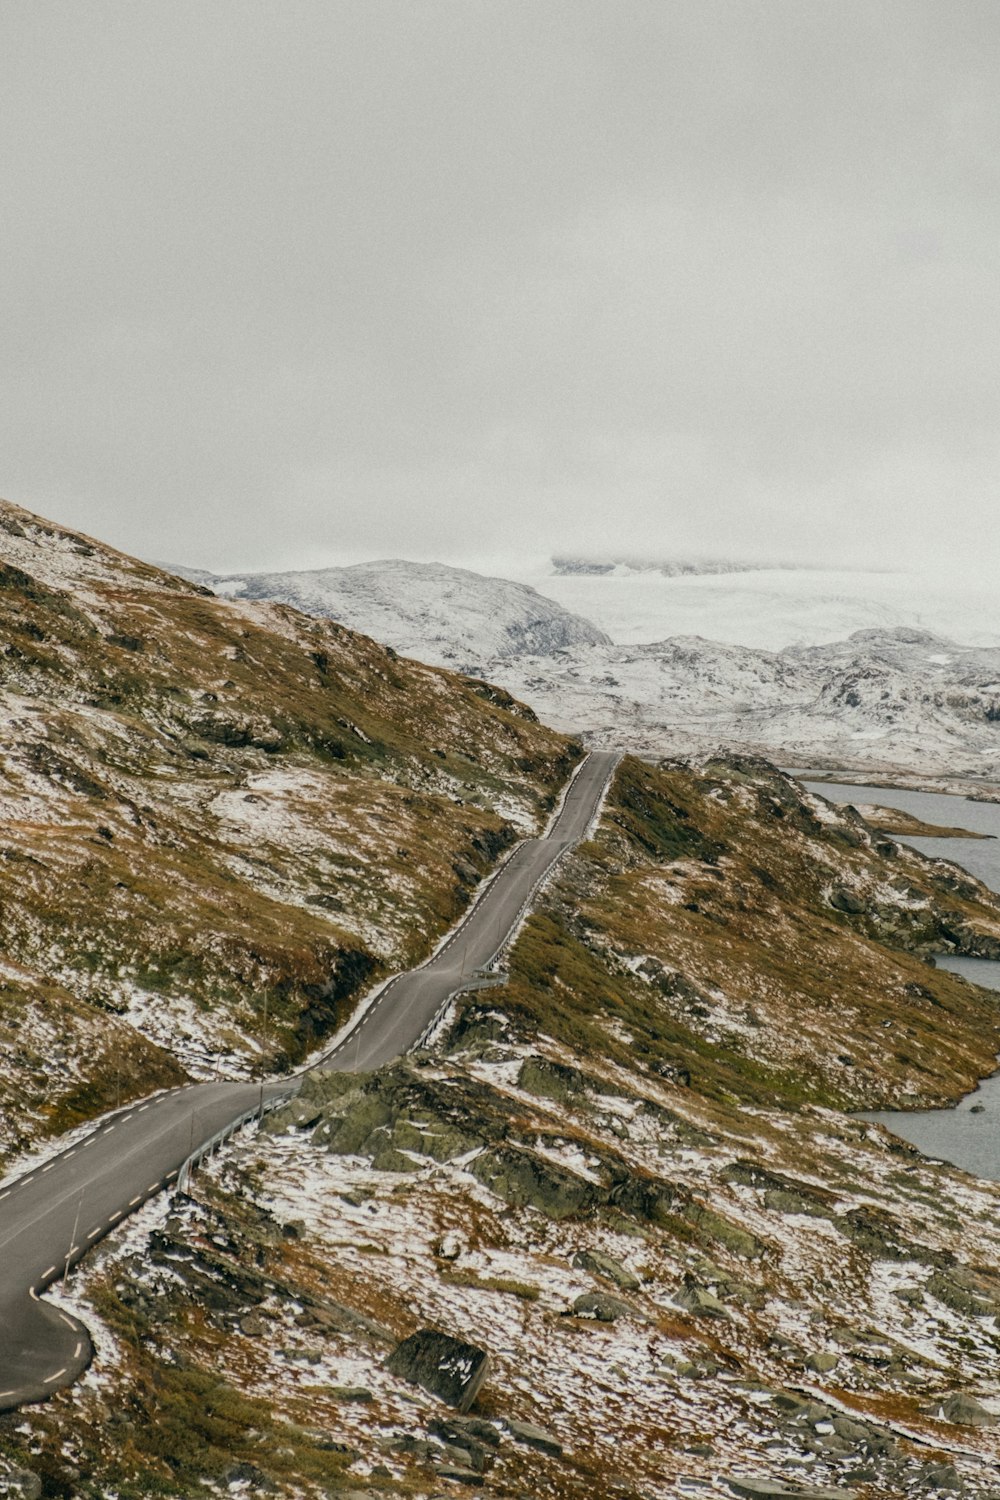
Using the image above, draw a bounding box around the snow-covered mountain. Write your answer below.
[492,626,1000,779]
[172,558,609,672]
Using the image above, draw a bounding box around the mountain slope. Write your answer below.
[174,558,610,672]
[0,499,578,1163]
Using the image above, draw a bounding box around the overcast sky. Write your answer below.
[3,2,999,575]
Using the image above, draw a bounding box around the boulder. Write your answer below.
[829,888,866,915]
[805,1352,839,1374]
[916,1463,964,1492]
[428,1414,501,1449]
[571,1292,638,1322]
[676,1285,730,1319]
[385,1329,490,1412]
[505,1419,563,1456]
[572,1248,640,1290]
[937,1391,997,1427]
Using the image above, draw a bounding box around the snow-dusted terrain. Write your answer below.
[173,558,609,672]
[495,627,1000,777]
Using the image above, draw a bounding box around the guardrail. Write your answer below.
[175,1087,296,1193]
[411,970,508,1052]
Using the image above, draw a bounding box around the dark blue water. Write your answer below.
[803,779,1000,1178]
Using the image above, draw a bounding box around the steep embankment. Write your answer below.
[0,499,578,1164]
[16,757,1000,1498]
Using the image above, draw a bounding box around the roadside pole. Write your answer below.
[63,1190,84,1289]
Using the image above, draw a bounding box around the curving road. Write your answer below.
[0,750,618,1411]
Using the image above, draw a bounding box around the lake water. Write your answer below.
[801,777,1000,1178]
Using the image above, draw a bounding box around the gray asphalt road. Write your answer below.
[0,750,618,1410]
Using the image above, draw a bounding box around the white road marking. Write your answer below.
[58,1313,75,1328]
[43,1368,67,1384]
[42,1265,56,1279]
[73,1341,83,1358]
[85,1228,101,1241]
[128,1195,142,1206]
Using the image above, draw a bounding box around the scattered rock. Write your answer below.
[222,1461,277,1493]
[926,1267,1000,1319]
[505,1418,563,1456]
[917,1463,964,1492]
[829,888,866,915]
[517,1056,590,1103]
[805,1352,839,1374]
[572,1247,640,1290]
[329,1387,374,1403]
[676,1285,730,1319]
[434,1465,481,1484]
[385,1329,490,1411]
[726,1480,856,1499]
[296,1297,393,1345]
[571,1291,638,1322]
[935,1391,997,1427]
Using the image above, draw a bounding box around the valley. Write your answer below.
[3,506,1000,1498]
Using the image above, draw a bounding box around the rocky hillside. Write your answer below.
[494,627,1000,781]
[13,755,1000,1498]
[174,558,610,673]
[0,499,578,1164]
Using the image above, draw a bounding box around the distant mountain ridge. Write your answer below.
[494,625,1000,778]
[171,558,610,672]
